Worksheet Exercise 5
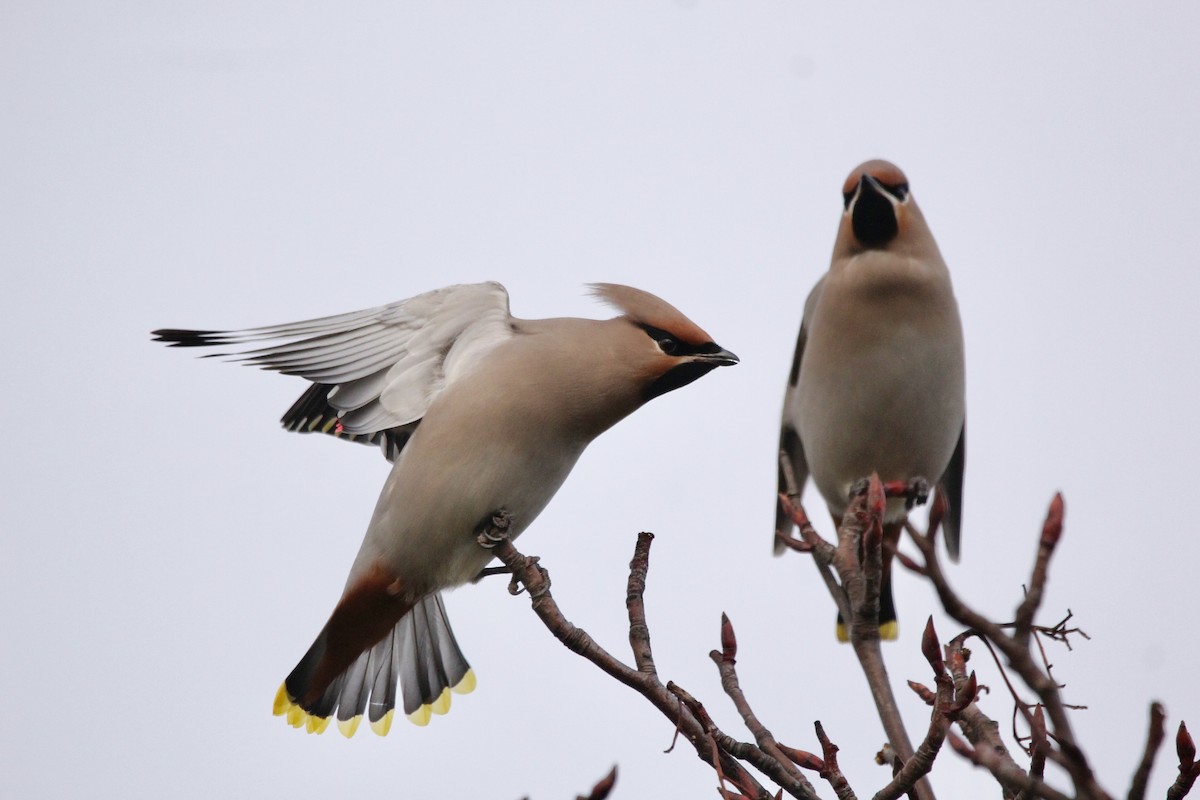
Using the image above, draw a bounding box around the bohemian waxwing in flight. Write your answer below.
[154,282,737,736]
[775,160,965,642]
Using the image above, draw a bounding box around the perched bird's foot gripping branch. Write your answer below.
[474,509,551,599]
[853,476,931,510]
[475,508,514,549]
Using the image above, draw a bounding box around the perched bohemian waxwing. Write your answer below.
[154,282,737,735]
[775,160,965,642]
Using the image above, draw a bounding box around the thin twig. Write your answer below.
[626,532,658,677]
[947,732,1073,800]
[481,520,787,800]
[814,720,857,800]
[904,494,1110,800]
[710,614,817,794]
[872,620,959,800]
[1127,702,1165,800]
[1016,706,1048,800]
[576,766,618,800]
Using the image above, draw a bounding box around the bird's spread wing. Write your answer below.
[153,282,514,458]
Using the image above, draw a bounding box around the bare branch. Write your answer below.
[842,479,934,800]
[1168,721,1200,800]
[1125,702,1165,800]
[872,619,957,800]
[710,614,816,794]
[576,766,618,800]
[480,519,771,798]
[1016,706,1048,800]
[947,731,1073,800]
[626,531,658,677]
[903,494,1112,799]
[814,720,857,800]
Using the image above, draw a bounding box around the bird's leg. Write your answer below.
[470,565,512,583]
[877,477,930,510]
[475,507,514,549]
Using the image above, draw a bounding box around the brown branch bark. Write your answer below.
[576,766,618,800]
[779,464,934,800]
[710,614,816,794]
[947,731,1073,800]
[902,494,1112,800]
[479,516,816,800]
[1167,721,1200,800]
[871,619,958,800]
[1126,702,1165,800]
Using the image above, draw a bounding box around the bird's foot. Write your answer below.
[507,556,549,598]
[475,508,514,549]
[884,477,930,509]
[850,477,929,509]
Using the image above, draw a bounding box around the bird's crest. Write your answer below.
[589,283,714,346]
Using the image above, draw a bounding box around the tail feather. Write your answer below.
[399,596,452,722]
[274,592,474,736]
[367,627,399,733]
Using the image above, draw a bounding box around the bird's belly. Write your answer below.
[351,438,584,595]
[795,339,963,519]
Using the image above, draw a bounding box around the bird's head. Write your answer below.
[589,283,739,402]
[842,160,912,248]
[834,160,944,266]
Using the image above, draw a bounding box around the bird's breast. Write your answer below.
[793,274,964,518]
[350,390,591,595]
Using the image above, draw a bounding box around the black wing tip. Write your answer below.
[151,328,225,347]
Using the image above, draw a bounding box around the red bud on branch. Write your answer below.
[1179,721,1197,768]
[720,613,737,663]
[921,616,945,675]
[1041,493,1065,550]
[908,679,936,705]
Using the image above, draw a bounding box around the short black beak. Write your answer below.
[851,175,899,247]
[698,347,739,367]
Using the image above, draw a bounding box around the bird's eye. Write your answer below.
[889,183,910,201]
[842,190,855,210]
[657,336,678,355]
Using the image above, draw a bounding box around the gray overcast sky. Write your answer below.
[4,3,1200,798]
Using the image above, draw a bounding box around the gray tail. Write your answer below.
[273,593,476,736]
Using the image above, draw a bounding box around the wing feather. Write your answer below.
[153,282,514,445]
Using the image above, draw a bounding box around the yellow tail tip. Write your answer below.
[286,704,307,728]
[406,705,431,727]
[272,684,292,716]
[338,716,362,738]
[274,671,479,736]
[429,688,452,716]
[371,709,396,735]
[452,669,477,695]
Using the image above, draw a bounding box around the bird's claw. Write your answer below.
[850,477,930,509]
[506,556,548,597]
[901,478,930,509]
[476,508,514,549]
